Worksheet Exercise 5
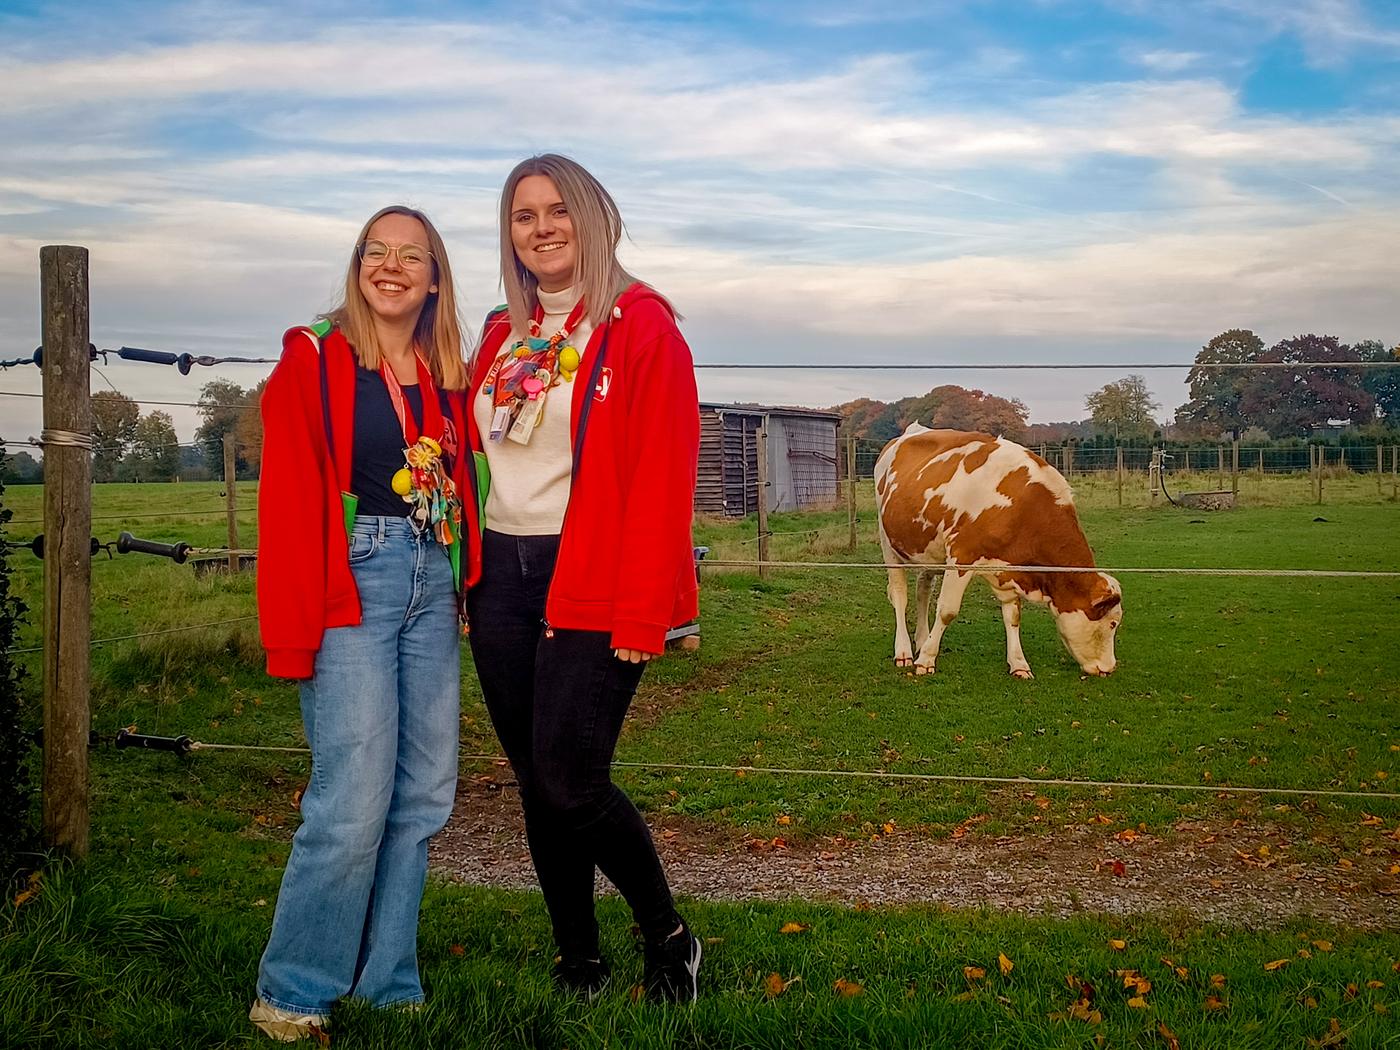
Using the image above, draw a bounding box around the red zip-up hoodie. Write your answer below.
[463,283,699,653]
[256,326,481,679]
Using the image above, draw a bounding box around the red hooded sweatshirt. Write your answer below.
[463,283,700,653]
[256,326,480,679]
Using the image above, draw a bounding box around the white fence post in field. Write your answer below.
[40,244,92,858]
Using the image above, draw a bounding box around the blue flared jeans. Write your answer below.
[256,516,460,1015]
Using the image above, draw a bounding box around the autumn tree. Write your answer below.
[1175,329,1263,438]
[927,385,1029,440]
[234,378,269,471]
[1355,339,1400,421]
[124,411,181,481]
[1084,375,1160,441]
[1238,334,1373,437]
[91,390,139,482]
[195,379,252,476]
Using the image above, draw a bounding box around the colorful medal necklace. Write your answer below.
[483,298,586,444]
[382,354,462,549]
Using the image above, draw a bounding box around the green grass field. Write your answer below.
[2,480,1398,1048]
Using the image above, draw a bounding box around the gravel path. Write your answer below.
[431,776,1400,930]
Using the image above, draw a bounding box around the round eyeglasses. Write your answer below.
[358,239,433,270]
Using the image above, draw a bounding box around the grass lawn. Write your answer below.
[2,480,1398,1047]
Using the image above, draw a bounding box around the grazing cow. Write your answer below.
[875,423,1122,678]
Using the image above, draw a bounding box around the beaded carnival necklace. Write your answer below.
[483,298,586,444]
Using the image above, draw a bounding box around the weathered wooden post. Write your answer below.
[1231,439,1239,500]
[1378,445,1384,497]
[40,245,92,858]
[1116,446,1124,507]
[846,431,857,553]
[1392,445,1398,501]
[1064,444,1073,478]
[756,426,770,580]
[1217,446,1225,490]
[223,433,239,574]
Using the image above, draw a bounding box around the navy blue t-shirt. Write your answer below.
[351,364,453,517]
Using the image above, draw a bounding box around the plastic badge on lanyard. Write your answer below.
[484,299,586,444]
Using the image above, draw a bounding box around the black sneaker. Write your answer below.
[552,956,611,1001]
[643,924,702,1003]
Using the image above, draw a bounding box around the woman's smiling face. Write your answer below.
[357,212,436,324]
[510,175,577,293]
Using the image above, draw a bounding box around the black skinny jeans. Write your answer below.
[466,529,679,959]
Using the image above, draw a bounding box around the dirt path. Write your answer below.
[431,777,1400,931]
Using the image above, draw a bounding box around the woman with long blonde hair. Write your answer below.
[250,205,479,1041]
[461,155,703,1001]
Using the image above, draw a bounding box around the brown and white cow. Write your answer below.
[875,423,1122,678]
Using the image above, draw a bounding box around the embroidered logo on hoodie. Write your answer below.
[594,367,613,404]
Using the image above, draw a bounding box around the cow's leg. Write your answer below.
[886,567,913,667]
[913,569,938,649]
[998,595,1033,679]
[913,569,974,676]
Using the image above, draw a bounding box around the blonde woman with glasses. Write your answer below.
[250,205,479,1041]
[459,154,703,1002]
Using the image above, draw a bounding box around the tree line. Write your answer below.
[829,330,1399,446]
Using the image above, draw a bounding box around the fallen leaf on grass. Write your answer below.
[764,972,800,997]
[1312,940,1333,952]
[1306,1017,1346,1048]
[1210,973,1227,988]
[776,815,792,826]
[1204,995,1227,1011]
[12,871,41,908]
[1344,983,1358,1000]
[963,966,987,981]
[1157,1021,1181,1049]
[1109,939,1127,951]
[1127,996,1148,1009]
[833,977,864,997]
[1263,958,1290,972]
[999,953,1014,977]
[1298,948,1313,960]
[449,944,465,957]
[1366,980,1385,989]
[779,922,808,935]
[1303,996,1319,1009]
[1360,813,1384,827]
[1096,859,1127,877]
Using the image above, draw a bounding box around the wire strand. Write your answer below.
[700,559,1400,578]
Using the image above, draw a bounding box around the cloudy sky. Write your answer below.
[2,0,1399,445]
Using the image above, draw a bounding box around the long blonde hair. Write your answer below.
[499,154,646,333]
[325,205,468,390]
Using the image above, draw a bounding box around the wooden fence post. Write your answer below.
[756,426,770,579]
[1116,446,1124,507]
[40,245,92,858]
[223,433,239,574]
[1231,439,1239,500]
[846,431,857,553]
[1393,445,1398,501]
[1064,444,1073,478]
[1378,444,1384,497]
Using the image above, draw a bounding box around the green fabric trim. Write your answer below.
[473,450,491,526]
[310,318,333,338]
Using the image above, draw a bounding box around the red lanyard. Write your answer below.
[380,353,443,446]
[529,298,588,342]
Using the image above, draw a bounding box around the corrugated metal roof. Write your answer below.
[700,402,844,421]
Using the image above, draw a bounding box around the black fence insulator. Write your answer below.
[2,534,102,559]
[31,727,102,749]
[116,345,195,374]
[116,531,191,563]
[114,728,193,754]
[27,344,99,368]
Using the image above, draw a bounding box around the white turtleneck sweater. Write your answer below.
[474,285,596,535]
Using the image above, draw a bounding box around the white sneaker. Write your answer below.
[249,998,330,1043]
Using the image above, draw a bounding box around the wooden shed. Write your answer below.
[695,403,842,517]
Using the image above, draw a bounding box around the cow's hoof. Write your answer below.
[914,663,935,676]
[1010,668,1034,680]
[894,656,913,668]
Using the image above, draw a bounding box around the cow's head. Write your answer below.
[1051,572,1122,676]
